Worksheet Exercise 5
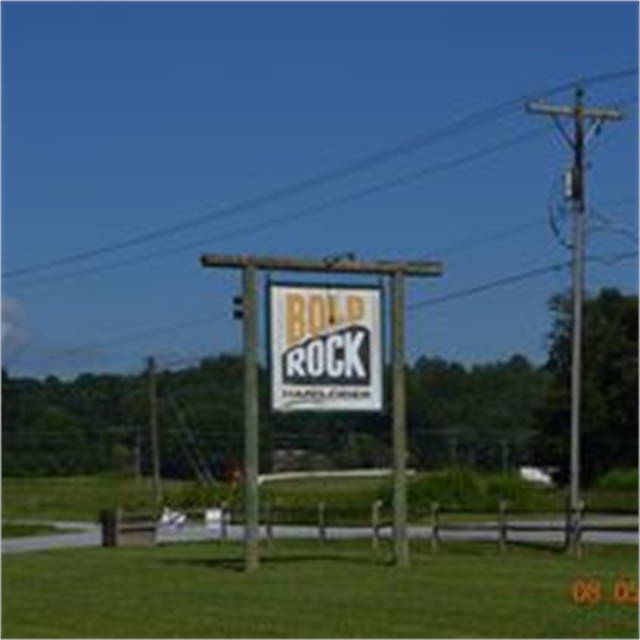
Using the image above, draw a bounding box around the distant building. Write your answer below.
[272,448,330,473]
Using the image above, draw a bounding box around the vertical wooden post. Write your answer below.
[115,507,123,547]
[265,501,273,546]
[498,500,508,554]
[576,499,585,559]
[220,501,228,541]
[392,270,409,568]
[148,357,162,513]
[372,500,382,551]
[243,265,260,571]
[564,493,571,554]
[318,502,327,543]
[134,425,142,484]
[431,502,440,553]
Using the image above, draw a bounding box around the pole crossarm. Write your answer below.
[526,101,624,122]
[200,253,443,277]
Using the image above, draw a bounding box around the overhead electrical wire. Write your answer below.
[163,377,215,485]
[21,250,637,368]
[2,106,522,280]
[435,218,545,257]
[408,251,638,311]
[84,313,226,351]
[4,66,636,281]
[10,125,552,289]
[408,261,570,310]
[6,68,636,374]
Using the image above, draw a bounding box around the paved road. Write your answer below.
[3,517,637,555]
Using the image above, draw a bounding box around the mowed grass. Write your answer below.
[2,477,191,522]
[2,523,59,538]
[2,540,637,638]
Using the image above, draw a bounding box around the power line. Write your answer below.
[163,377,215,485]
[86,313,226,351]
[5,67,636,281]
[408,251,637,311]
[435,218,545,257]
[408,261,570,310]
[2,107,520,280]
[7,315,226,370]
[110,251,637,367]
[586,250,639,266]
[23,252,635,369]
[11,125,551,289]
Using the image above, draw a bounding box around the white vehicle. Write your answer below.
[519,466,554,486]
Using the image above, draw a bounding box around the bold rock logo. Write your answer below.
[284,292,365,348]
[270,285,382,412]
[282,325,371,386]
[280,292,371,387]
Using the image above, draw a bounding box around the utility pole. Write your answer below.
[148,356,163,513]
[391,269,409,567]
[526,87,623,555]
[243,264,260,572]
[134,424,142,484]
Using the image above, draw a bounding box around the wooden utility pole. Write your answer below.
[242,264,260,571]
[391,269,409,567]
[148,356,162,512]
[134,424,142,484]
[526,87,623,555]
[201,253,442,570]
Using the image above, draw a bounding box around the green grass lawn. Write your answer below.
[2,523,59,538]
[1,476,191,522]
[2,540,637,638]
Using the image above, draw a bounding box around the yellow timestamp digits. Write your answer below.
[571,577,638,606]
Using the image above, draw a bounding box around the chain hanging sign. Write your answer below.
[268,283,383,412]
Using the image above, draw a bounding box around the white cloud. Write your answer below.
[2,297,29,364]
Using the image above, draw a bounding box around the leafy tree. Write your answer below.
[533,288,638,484]
[408,355,546,470]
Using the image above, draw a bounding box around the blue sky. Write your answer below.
[2,1,638,379]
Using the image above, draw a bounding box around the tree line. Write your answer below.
[2,288,637,486]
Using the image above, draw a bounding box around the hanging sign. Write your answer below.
[269,283,383,412]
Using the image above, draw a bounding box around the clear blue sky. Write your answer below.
[2,1,638,379]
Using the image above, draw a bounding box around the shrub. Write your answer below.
[406,468,486,511]
[485,473,558,511]
[165,481,241,511]
[376,468,558,515]
[595,468,638,492]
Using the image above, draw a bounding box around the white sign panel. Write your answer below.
[269,284,383,412]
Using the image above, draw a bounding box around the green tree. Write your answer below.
[408,356,546,470]
[533,288,638,484]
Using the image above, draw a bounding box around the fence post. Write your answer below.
[431,502,440,552]
[564,494,571,553]
[372,500,382,551]
[114,507,123,547]
[318,502,326,543]
[576,499,585,559]
[498,500,508,554]
[265,501,273,545]
[100,509,117,547]
[220,501,228,541]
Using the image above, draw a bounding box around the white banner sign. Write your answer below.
[269,284,383,412]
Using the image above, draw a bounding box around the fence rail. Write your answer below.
[127,499,639,556]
